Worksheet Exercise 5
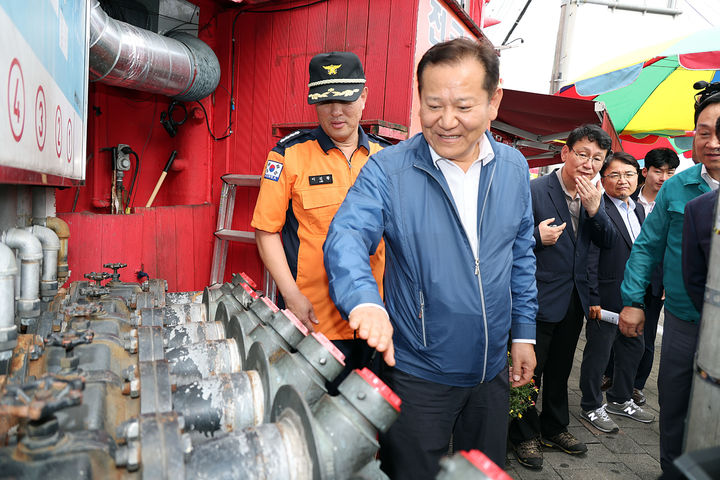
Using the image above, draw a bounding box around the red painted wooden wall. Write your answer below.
[55,0,483,291]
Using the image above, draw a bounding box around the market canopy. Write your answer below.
[492,88,618,168]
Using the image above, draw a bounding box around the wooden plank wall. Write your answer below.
[59,204,215,292]
[223,0,419,281]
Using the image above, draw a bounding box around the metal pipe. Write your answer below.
[45,217,70,287]
[88,0,220,101]
[1,229,42,323]
[578,0,682,15]
[0,242,18,362]
[27,225,60,300]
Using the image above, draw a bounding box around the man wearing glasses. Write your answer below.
[510,124,616,470]
[578,152,654,435]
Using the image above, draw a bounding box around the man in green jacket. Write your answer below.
[619,81,720,479]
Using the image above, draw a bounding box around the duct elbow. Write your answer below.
[46,216,70,241]
[46,217,70,287]
[28,225,60,252]
[89,0,220,102]
[3,229,43,262]
[2,229,41,321]
[27,226,60,299]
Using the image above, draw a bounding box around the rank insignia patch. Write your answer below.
[264,160,284,181]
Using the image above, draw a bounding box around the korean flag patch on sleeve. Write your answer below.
[264,160,284,181]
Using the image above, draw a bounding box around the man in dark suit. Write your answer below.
[682,188,719,313]
[580,153,655,433]
[510,124,616,469]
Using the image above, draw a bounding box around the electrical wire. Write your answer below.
[195,100,232,141]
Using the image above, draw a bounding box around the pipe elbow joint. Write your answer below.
[2,229,43,261]
[27,225,60,252]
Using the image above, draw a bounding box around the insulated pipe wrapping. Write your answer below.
[89,0,220,101]
[45,217,70,287]
[27,225,60,300]
[45,217,70,286]
[0,242,18,338]
[1,229,41,320]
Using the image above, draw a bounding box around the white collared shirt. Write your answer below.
[429,137,534,345]
[608,195,641,242]
[701,164,720,191]
[636,185,655,216]
[430,137,494,257]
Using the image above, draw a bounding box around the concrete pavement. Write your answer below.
[505,320,663,480]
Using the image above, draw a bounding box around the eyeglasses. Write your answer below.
[603,172,638,180]
[571,149,605,164]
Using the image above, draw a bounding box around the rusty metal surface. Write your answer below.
[0,375,84,420]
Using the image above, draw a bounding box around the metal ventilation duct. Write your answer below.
[89,0,220,102]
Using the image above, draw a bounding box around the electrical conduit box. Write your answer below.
[0,1,89,186]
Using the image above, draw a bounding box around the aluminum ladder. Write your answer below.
[209,174,276,300]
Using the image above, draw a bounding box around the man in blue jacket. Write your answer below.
[323,37,538,479]
[619,81,720,479]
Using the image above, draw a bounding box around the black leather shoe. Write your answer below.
[541,431,588,455]
[512,437,543,470]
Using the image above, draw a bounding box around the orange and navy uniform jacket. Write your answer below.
[251,127,387,340]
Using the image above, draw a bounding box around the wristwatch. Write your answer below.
[630,301,645,309]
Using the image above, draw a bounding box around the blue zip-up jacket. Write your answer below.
[323,132,538,387]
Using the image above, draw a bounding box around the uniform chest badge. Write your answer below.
[264,160,283,181]
[309,174,333,185]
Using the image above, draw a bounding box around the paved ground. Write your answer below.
[504,319,663,480]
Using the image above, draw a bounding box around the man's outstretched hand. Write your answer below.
[348,305,395,366]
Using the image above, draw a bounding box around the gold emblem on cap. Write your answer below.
[323,64,342,75]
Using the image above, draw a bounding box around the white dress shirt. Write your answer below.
[608,195,641,243]
[429,137,534,345]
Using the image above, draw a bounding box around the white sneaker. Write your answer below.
[581,404,619,433]
[606,399,654,423]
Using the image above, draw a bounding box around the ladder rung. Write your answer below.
[221,174,261,187]
[215,229,256,244]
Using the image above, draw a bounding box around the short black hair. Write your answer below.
[693,81,720,126]
[644,147,679,170]
[567,124,612,154]
[600,151,639,177]
[417,37,499,97]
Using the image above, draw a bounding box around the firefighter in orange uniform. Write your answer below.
[251,52,388,391]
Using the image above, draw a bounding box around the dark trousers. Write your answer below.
[635,291,664,390]
[378,367,509,480]
[509,287,584,444]
[658,310,699,479]
[327,339,380,395]
[579,318,644,411]
[605,289,664,390]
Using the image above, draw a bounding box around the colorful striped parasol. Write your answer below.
[557,26,720,158]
